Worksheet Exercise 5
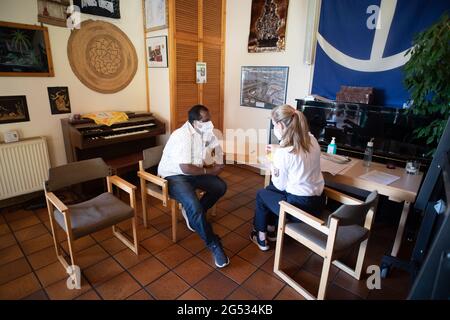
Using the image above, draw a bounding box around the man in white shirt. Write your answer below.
[158,105,229,268]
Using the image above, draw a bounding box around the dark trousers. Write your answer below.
[253,184,325,232]
[165,174,227,248]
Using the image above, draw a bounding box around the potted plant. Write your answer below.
[403,13,449,155]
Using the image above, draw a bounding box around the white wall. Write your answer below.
[0,0,148,166]
[224,0,313,133]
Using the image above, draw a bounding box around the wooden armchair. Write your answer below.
[274,187,379,300]
[44,158,138,276]
[138,145,216,243]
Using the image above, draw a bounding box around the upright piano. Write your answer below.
[296,99,434,169]
[61,111,166,174]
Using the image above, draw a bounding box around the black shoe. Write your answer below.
[250,230,270,251]
[267,230,277,242]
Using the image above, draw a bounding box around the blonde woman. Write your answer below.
[251,105,325,251]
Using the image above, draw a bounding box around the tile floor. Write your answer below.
[0,165,412,300]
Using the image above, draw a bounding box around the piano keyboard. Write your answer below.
[112,123,156,131]
[103,129,150,139]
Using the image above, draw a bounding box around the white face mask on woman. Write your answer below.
[273,125,283,141]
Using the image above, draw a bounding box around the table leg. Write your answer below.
[391,201,411,257]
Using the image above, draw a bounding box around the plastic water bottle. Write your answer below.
[363,139,374,167]
[327,137,337,154]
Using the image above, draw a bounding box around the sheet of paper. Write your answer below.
[359,170,400,185]
[320,157,354,175]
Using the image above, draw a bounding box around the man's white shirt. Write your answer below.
[158,121,222,178]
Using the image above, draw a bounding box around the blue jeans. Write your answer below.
[165,174,227,248]
[253,184,325,232]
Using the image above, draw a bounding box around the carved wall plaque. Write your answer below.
[67,20,138,93]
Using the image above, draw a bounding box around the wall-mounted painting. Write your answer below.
[248,0,290,53]
[146,36,168,68]
[0,96,30,125]
[73,0,120,19]
[144,0,168,32]
[37,0,70,27]
[48,87,71,114]
[0,21,54,77]
[240,66,289,109]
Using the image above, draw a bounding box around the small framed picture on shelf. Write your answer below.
[144,0,168,32]
[0,96,30,125]
[146,36,168,68]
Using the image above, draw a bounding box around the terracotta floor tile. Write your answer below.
[230,206,254,221]
[0,223,11,236]
[261,255,301,280]
[76,244,109,269]
[274,285,306,300]
[0,273,41,300]
[177,288,206,300]
[20,233,54,255]
[221,232,251,254]
[126,224,158,241]
[146,271,190,300]
[237,243,273,267]
[234,222,253,239]
[301,253,339,281]
[0,244,24,266]
[83,257,124,287]
[4,209,35,222]
[96,272,141,300]
[99,237,127,255]
[195,270,239,300]
[140,233,173,255]
[127,289,154,300]
[290,269,320,296]
[154,244,193,269]
[27,246,58,270]
[9,215,41,231]
[14,224,49,243]
[211,223,232,238]
[217,214,246,231]
[282,240,313,267]
[35,261,68,287]
[0,232,16,250]
[45,276,91,300]
[148,213,172,232]
[75,290,101,300]
[23,289,49,300]
[91,228,114,242]
[61,235,97,254]
[332,270,370,299]
[161,222,192,242]
[173,256,214,286]
[219,255,257,285]
[179,233,207,254]
[129,256,169,286]
[226,287,258,300]
[113,246,151,269]
[242,270,284,300]
[35,208,50,222]
[0,257,31,285]
[326,283,362,300]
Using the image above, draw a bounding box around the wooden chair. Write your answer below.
[274,187,379,300]
[138,145,216,243]
[44,158,138,276]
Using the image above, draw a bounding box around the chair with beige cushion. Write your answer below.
[44,158,139,275]
[274,187,379,300]
[138,145,216,243]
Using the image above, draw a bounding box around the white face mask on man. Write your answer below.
[194,120,214,134]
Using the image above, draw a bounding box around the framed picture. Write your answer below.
[240,66,289,109]
[248,0,290,53]
[196,62,207,83]
[48,87,71,114]
[0,21,54,77]
[37,0,71,27]
[144,0,168,32]
[146,36,168,68]
[0,96,30,125]
[73,0,120,19]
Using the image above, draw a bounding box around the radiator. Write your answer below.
[0,137,51,200]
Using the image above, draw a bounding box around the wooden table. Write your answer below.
[227,142,424,257]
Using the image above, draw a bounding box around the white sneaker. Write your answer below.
[181,207,195,232]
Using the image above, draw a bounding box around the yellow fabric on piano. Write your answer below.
[82,111,129,126]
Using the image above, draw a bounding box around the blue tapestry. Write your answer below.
[311,0,449,107]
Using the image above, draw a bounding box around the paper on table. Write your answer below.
[359,170,400,185]
[320,157,353,175]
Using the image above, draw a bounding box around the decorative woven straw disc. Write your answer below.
[67,20,138,93]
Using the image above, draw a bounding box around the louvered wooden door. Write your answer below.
[169,0,225,131]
